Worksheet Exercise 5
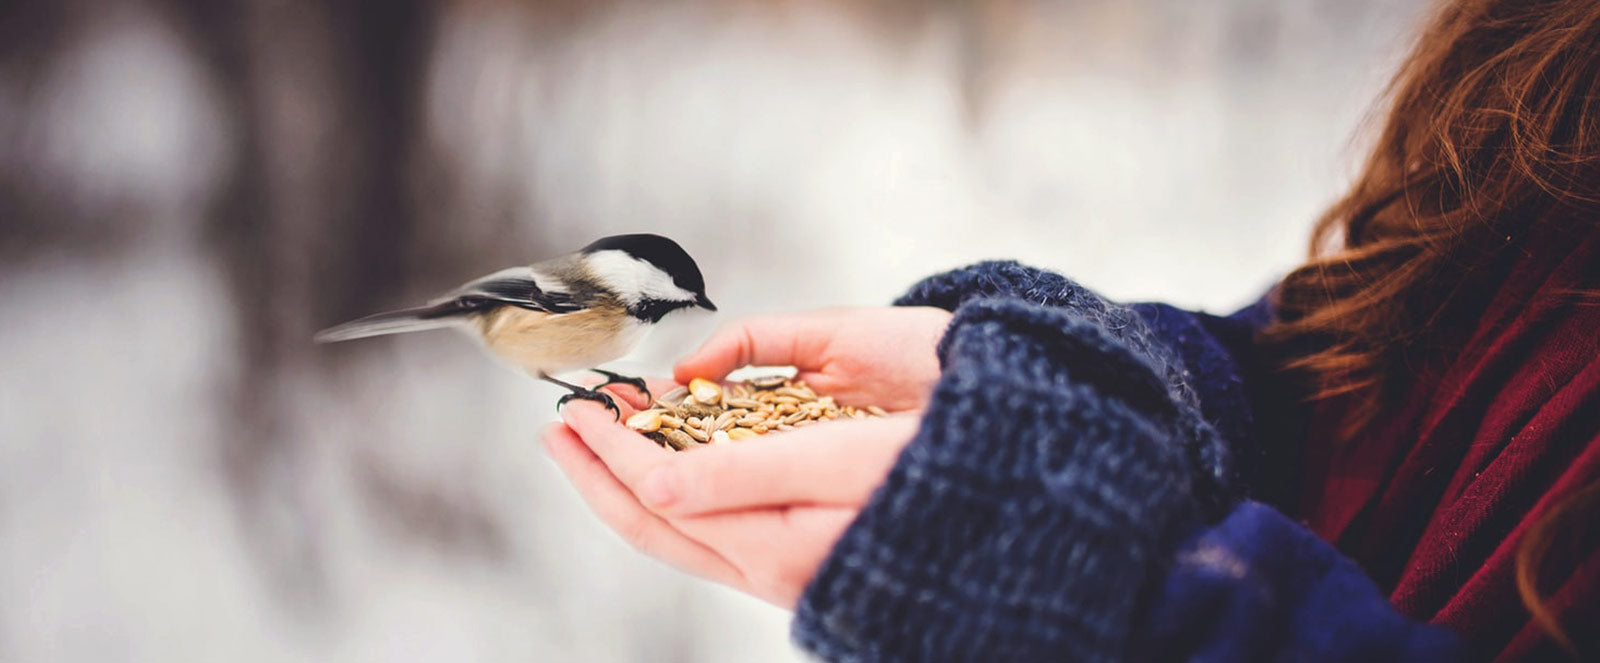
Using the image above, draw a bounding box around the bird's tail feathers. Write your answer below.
[314,304,466,343]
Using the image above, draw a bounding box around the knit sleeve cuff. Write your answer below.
[894,260,1109,313]
[792,298,1215,663]
[900,261,1241,511]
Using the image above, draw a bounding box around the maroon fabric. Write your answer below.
[1295,221,1600,661]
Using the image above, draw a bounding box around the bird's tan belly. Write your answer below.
[475,307,644,376]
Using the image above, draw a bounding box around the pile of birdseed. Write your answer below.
[625,377,887,451]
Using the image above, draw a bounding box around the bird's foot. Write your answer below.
[557,389,621,421]
[590,369,651,404]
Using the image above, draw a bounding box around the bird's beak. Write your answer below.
[695,294,718,312]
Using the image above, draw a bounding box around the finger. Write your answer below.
[639,415,918,516]
[673,312,840,383]
[599,377,680,412]
[562,400,672,488]
[569,375,646,415]
[541,423,744,587]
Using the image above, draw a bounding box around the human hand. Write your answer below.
[544,398,920,609]
[673,307,952,413]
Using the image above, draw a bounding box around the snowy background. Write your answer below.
[0,0,1428,661]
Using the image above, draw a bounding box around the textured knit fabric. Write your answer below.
[790,261,1465,663]
[888,260,1240,515]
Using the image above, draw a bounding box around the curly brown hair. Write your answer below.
[1265,0,1600,655]
[1268,0,1600,418]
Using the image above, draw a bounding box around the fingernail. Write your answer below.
[641,468,678,508]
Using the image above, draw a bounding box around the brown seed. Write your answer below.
[866,405,889,417]
[659,415,684,429]
[678,403,722,420]
[684,426,710,443]
[661,429,696,451]
[728,427,759,440]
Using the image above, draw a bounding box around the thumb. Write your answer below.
[673,312,839,383]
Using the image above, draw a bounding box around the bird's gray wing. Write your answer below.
[315,267,586,343]
[452,270,587,314]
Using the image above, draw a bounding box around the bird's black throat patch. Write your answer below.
[628,298,692,323]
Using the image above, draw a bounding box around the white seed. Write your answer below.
[626,410,662,432]
[689,378,723,405]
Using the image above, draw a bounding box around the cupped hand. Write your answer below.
[544,399,919,609]
[673,307,952,413]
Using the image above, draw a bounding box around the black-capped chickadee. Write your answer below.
[315,233,716,417]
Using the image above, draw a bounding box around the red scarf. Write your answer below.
[1297,221,1600,660]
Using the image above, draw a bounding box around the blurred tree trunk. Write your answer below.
[161,0,440,595]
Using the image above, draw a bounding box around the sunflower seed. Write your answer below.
[749,375,787,389]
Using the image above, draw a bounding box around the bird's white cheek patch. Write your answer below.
[583,250,695,304]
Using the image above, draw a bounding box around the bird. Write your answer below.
[314,233,716,418]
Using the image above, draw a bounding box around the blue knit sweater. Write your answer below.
[791,262,1464,663]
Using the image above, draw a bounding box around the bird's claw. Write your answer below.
[557,389,622,421]
[591,370,652,404]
